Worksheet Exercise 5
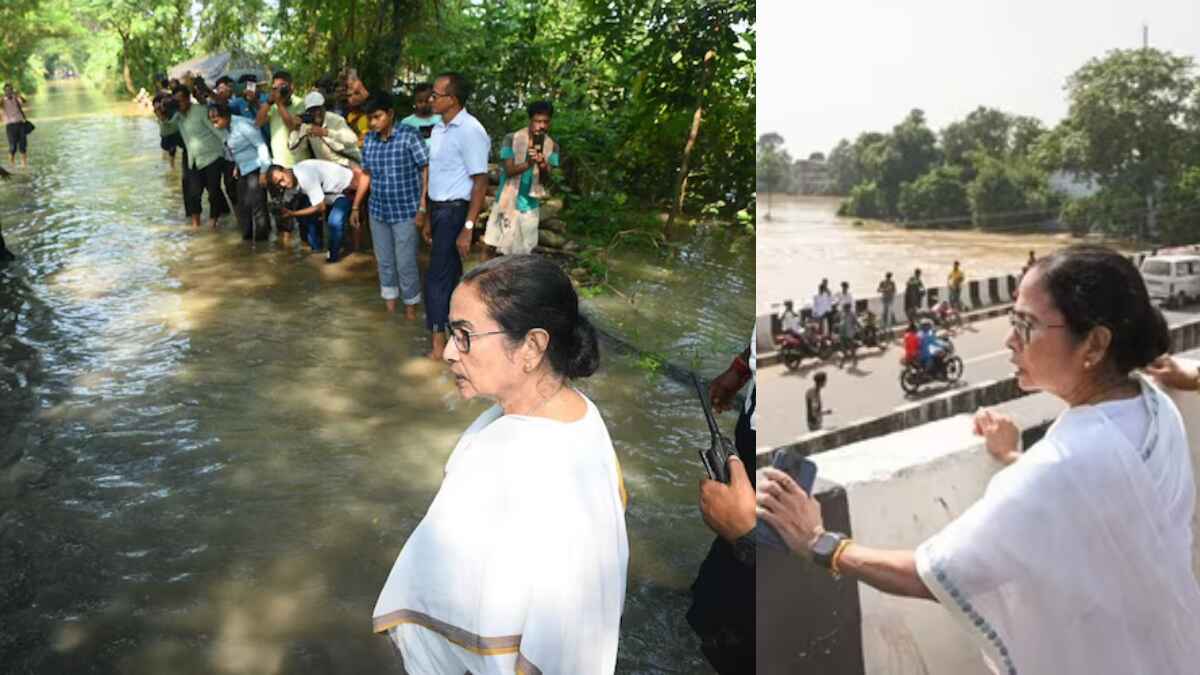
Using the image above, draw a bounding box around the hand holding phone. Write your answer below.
[754,452,818,552]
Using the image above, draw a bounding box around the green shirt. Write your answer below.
[400,113,441,147]
[497,131,560,212]
[268,95,310,168]
[173,105,225,171]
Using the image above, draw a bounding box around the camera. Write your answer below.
[533,131,545,152]
[300,111,317,125]
[277,84,292,101]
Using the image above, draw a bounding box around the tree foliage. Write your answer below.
[6,0,753,236]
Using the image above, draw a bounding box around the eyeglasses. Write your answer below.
[1008,310,1067,346]
[449,323,506,353]
[428,90,449,101]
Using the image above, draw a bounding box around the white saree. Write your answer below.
[373,394,629,674]
[916,375,1200,674]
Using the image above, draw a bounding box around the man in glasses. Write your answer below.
[423,71,490,360]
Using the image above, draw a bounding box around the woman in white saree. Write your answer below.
[373,255,629,674]
[759,245,1200,674]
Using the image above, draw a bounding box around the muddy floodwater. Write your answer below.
[757,195,1135,314]
[0,82,753,674]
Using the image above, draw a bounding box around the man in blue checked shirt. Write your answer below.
[356,92,430,318]
[210,101,272,242]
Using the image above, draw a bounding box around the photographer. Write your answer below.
[255,70,310,169]
[287,91,361,168]
[266,159,368,263]
[481,100,558,258]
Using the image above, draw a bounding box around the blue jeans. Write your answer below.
[369,216,422,304]
[298,195,351,262]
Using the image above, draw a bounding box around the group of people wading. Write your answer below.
[153,69,558,360]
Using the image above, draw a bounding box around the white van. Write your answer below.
[1141,254,1200,307]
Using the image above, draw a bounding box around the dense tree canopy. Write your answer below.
[1,0,754,237]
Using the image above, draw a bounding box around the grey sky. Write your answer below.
[760,0,1200,158]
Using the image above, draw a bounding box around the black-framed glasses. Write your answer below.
[1008,309,1067,346]
[428,90,448,100]
[449,323,505,353]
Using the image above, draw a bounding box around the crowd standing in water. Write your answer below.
[152,69,561,360]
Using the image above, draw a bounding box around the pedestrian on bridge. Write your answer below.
[947,261,965,311]
[877,272,897,335]
[903,268,924,323]
[759,244,1200,675]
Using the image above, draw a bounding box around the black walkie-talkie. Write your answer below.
[692,373,735,483]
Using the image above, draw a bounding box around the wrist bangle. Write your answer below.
[830,538,853,578]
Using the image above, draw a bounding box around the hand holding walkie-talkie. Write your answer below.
[692,373,736,483]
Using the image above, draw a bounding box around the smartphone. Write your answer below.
[754,452,818,552]
[533,131,545,153]
[421,124,433,139]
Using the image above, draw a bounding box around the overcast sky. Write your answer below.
[760,0,1200,158]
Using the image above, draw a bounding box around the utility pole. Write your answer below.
[1143,23,1149,49]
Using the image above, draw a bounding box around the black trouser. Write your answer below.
[183,159,231,218]
[425,200,469,332]
[5,122,27,156]
[160,132,182,157]
[235,169,270,240]
[687,390,755,675]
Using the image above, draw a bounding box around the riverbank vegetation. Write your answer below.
[759,47,1200,244]
[1,0,754,251]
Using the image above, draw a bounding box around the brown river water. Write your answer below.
[756,195,1136,315]
[0,82,753,674]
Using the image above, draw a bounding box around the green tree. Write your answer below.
[1063,48,1196,238]
[757,132,792,218]
[898,165,970,225]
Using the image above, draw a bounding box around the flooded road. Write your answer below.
[0,82,751,674]
[757,195,1135,314]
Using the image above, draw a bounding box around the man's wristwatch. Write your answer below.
[811,531,849,570]
[463,220,474,231]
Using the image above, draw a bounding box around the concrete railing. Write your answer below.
[756,274,1022,355]
[759,316,1200,460]
[756,247,1196,356]
[756,360,1200,674]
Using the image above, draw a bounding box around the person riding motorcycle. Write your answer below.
[918,319,950,373]
[779,300,803,339]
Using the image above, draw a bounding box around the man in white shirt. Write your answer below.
[423,71,490,360]
[266,159,368,263]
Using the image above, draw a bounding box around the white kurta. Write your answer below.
[373,394,629,674]
[916,376,1200,674]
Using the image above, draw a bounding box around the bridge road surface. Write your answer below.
[758,307,1200,450]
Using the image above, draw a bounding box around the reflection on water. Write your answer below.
[757,195,1135,313]
[0,82,740,673]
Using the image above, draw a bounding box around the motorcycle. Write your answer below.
[778,323,835,370]
[899,334,965,394]
[922,300,964,330]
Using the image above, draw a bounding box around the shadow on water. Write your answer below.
[0,82,749,673]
